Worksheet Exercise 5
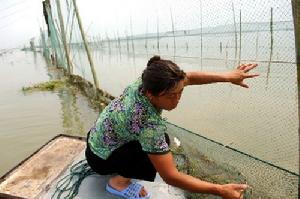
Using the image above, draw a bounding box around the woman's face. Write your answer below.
[148,80,185,111]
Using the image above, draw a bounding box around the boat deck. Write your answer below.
[0,135,185,199]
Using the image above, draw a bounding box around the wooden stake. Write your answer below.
[56,0,72,74]
[72,0,99,89]
[232,2,238,61]
[291,0,300,153]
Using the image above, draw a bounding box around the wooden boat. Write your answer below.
[0,134,185,199]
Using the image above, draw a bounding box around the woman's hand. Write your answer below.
[225,63,259,88]
[219,183,248,199]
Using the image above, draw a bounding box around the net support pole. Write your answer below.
[291,0,300,177]
[56,0,72,74]
[293,1,300,65]
[72,0,99,89]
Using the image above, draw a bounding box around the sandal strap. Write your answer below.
[122,182,143,198]
[106,182,150,199]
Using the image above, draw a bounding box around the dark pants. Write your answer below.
[85,133,170,182]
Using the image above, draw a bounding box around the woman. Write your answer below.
[85,55,258,199]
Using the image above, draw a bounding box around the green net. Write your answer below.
[167,122,298,198]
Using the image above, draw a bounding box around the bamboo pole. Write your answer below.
[291,0,300,162]
[292,0,300,66]
[44,2,62,67]
[68,11,75,51]
[114,32,118,49]
[255,31,259,60]
[186,40,189,52]
[266,7,274,88]
[225,42,228,68]
[117,31,122,57]
[106,32,111,55]
[170,7,176,59]
[157,15,160,51]
[130,16,135,56]
[56,0,72,74]
[184,30,188,52]
[145,19,148,49]
[200,0,203,69]
[99,34,103,49]
[238,9,242,65]
[232,2,237,61]
[72,0,99,89]
[125,30,130,53]
[40,28,49,58]
[270,7,274,54]
[95,35,98,50]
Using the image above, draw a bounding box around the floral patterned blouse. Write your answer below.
[88,78,170,160]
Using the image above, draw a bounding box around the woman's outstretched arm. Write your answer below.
[148,152,247,199]
[184,63,259,88]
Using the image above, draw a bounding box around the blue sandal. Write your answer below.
[106,182,151,199]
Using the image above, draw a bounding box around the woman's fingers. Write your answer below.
[237,64,244,70]
[239,73,259,88]
[241,83,249,88]
[237,63,249,70]
[221,184,248,199]
[238,186,248,199]
[245,73,259,78]
[238,63,258,72]
[244,63,258,73]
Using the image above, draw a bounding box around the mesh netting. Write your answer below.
[167,122,298,198]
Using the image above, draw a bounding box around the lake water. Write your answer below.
[0,50,98,176]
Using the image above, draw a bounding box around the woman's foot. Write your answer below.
[108,175,148,197]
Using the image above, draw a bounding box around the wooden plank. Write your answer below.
[0,135,86,199]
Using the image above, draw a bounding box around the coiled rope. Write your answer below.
[51,159,95,199]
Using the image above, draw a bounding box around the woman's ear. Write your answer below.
[145,90,154,100]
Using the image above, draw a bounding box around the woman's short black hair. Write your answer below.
[141,55,186,96]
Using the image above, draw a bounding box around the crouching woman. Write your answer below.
[86,55,258,199]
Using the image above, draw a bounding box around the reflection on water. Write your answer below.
[57,89,95,136]
[0,50,98,176]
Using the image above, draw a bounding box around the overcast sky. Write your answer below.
[0,0,293,50]
[0,0,43,49]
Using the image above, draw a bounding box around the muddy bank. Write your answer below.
[22,65,115,112]
[67,74,114,110]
